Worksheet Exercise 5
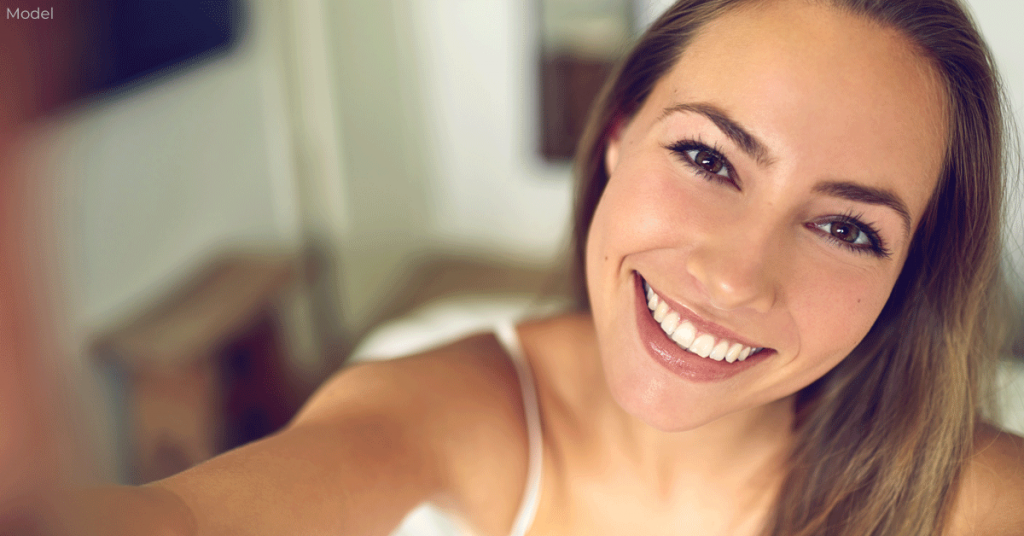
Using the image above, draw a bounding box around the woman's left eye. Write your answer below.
[815,220,871,246]
[811,216,890,258]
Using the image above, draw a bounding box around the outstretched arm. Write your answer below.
[59,333,530,536]
[61,358,449,536]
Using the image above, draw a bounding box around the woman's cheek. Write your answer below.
[612,165,717,250]
[793,264,895,355]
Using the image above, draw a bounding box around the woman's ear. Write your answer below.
[605,118,625,177]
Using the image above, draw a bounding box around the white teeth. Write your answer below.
[660,311,681,335]
[671,320,696,348]
[726,343,743,363]
[691,334,715,358]
[644,280,764,363]
[653,301,670,323]
[646,282,659,309]
[709,340,729,361]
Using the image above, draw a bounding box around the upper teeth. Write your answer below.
[645,281,761,363]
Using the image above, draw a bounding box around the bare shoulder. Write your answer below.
[294,330,532,534]
[296,332,526,432]
[145,331,532,536]
[947,422,1024,536]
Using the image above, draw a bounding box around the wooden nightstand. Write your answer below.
[93,251,307,483]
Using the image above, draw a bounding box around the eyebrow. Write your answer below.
[812,181,913,236]
[660,102,774,166]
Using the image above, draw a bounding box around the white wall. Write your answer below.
[311,0,576,337]
[45,3,302,338]
[405,0,575,263]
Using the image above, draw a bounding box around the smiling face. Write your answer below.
[585,0,947,431]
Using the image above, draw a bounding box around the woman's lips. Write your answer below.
[633,272,772,382]
[643,276,765,352]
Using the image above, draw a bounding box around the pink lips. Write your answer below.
[633,272,771,382]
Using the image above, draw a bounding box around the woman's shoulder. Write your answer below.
[293,327,536,534]
[299,330,522,423]
[946,422,1024,535]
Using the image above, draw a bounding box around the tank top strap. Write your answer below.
[494,321,542,536]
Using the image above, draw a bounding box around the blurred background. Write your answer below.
[2,0,1021,492]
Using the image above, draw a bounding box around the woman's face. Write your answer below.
[586,0,947,431]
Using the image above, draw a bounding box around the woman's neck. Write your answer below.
[527,312,795,504]
[605,392,796,490]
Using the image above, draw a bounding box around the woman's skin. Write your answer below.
[68,1,1024,535]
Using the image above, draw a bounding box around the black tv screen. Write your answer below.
[77,0,245,96]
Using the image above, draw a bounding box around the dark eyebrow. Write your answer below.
[813,181,913,236]
[660,102,774,166]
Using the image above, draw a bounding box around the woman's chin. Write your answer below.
[602,354,738,433]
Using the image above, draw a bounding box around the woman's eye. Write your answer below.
[815,220,871,246]
[809,215,891,258]
[665,141,734,184]
[685,148,730,179]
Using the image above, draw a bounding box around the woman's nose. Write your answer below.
[684,220,780,313]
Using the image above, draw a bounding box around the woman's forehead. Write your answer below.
[631,0,947,224]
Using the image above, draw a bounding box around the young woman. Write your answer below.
[69,0,1024,534]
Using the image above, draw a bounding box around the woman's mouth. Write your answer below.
[644,280,763,363]
[633,273,772,381]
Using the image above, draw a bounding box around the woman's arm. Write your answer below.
[61,360,445,536]
[61,333,529,536]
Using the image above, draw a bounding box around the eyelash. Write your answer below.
[664,139,891,259]
[665,139,736,187]
[813,212,891,258]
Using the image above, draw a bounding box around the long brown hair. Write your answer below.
[569,1,1012,534]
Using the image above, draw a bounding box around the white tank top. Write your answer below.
[388,322,543,536]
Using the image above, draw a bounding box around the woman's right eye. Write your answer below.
[665,141,736,186]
